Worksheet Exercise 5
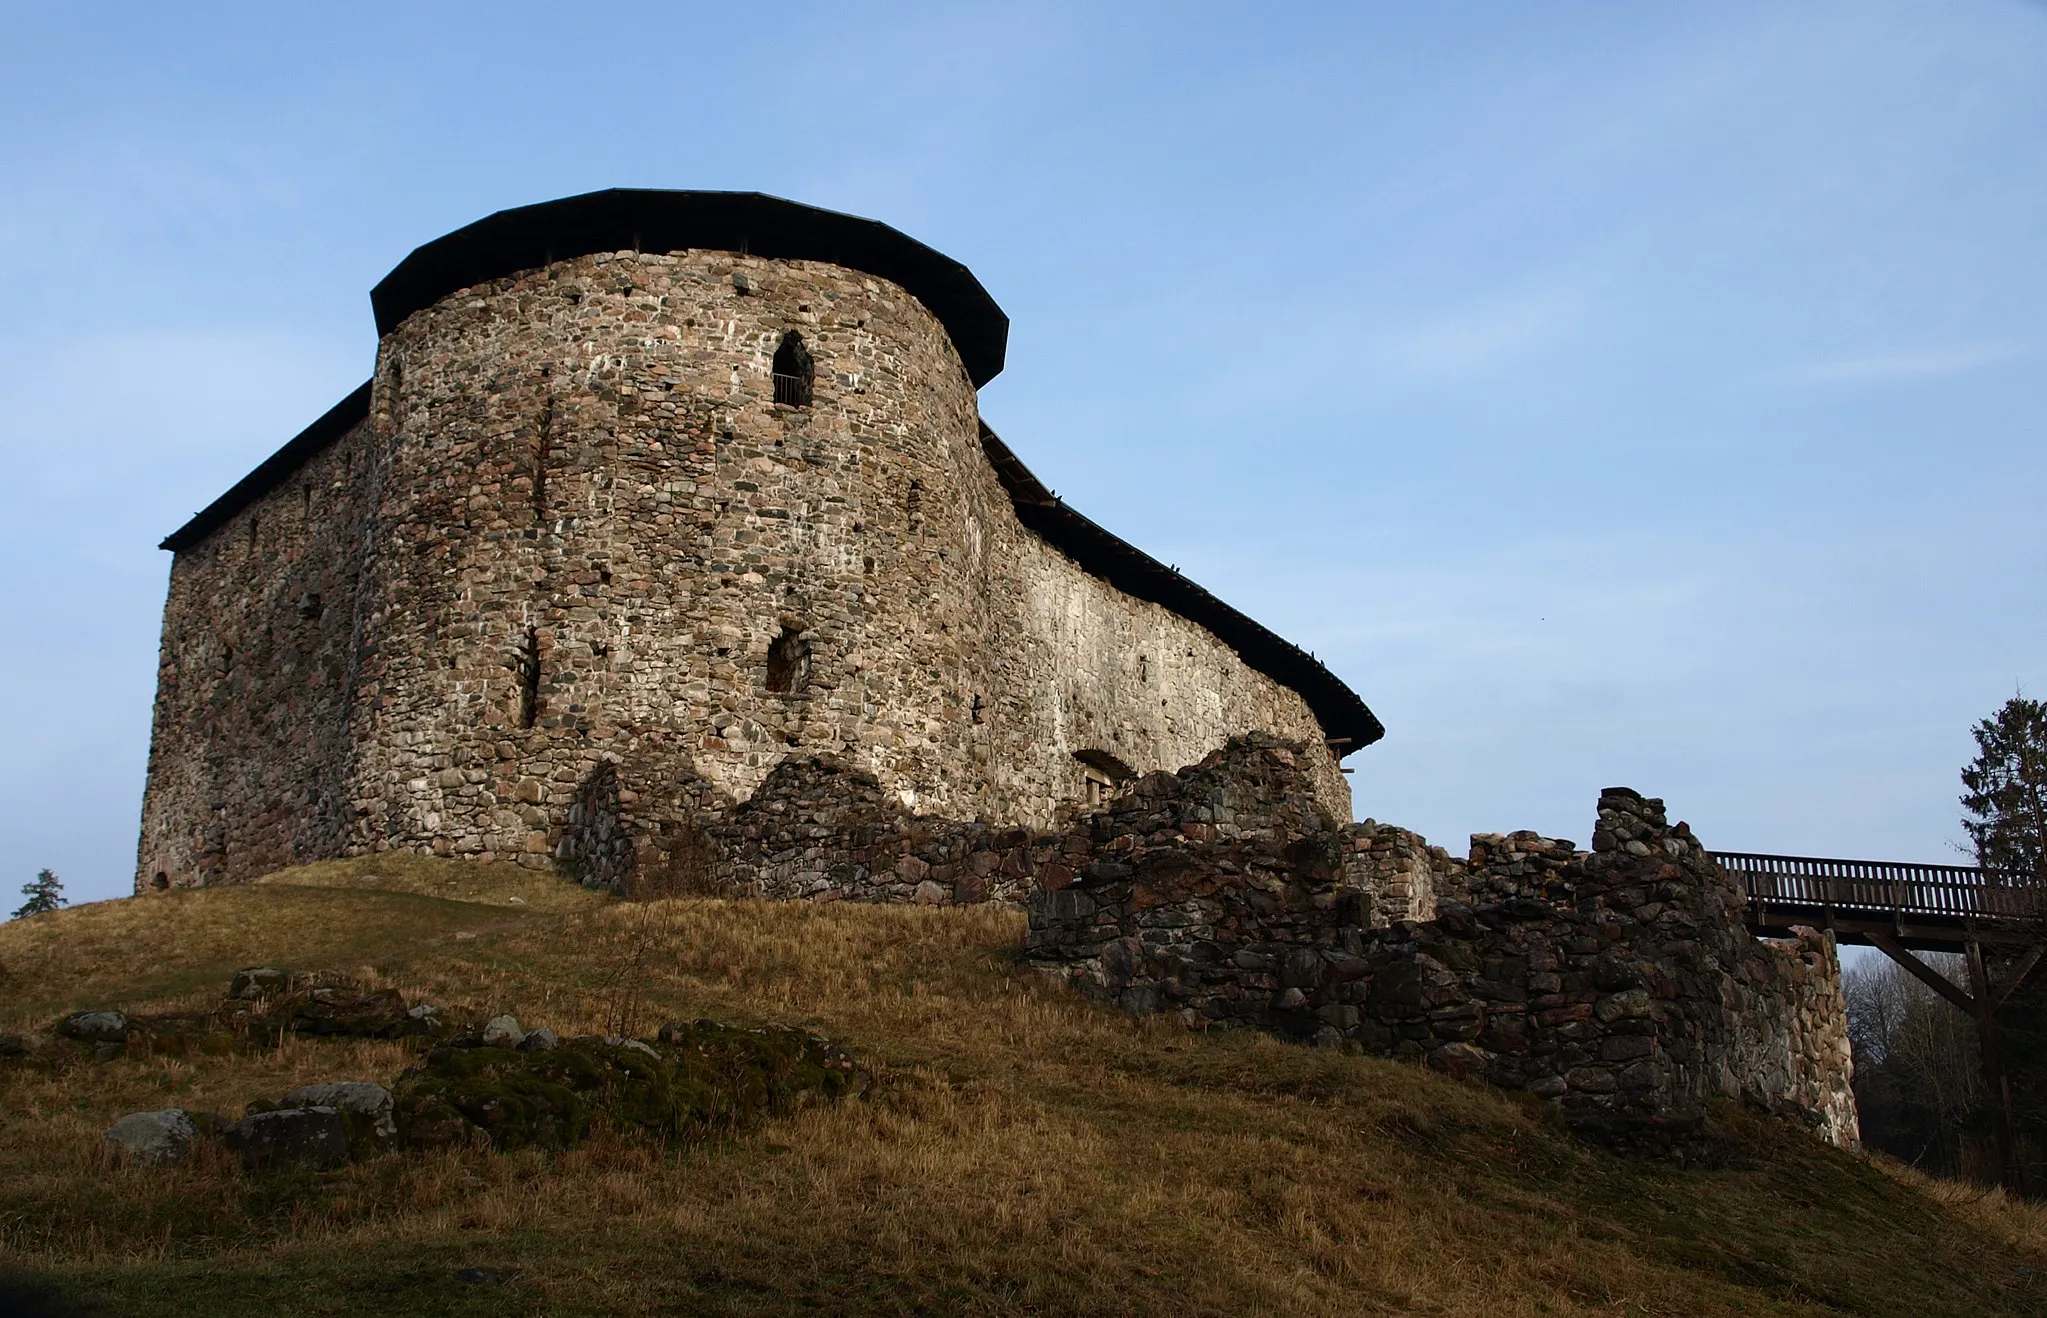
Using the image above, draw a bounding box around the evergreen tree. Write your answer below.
[1961,695,2047,885]
[1959,694,2047,1194]
[12,868,65,920]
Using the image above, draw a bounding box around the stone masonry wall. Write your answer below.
[1342,822,1464,925]
[136,416,383,888]
[139,248,1345,888]
[1018,738,1859,1150]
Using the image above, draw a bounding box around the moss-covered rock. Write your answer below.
[282,987,416,1039]
[391,1023,860,1152]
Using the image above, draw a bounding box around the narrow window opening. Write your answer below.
[532,395,555,517]
[765,625,811,694]
[248,515,259,550]
[520,627,542,728]
[772,331,813,407]
[971,694,986,725]
[302,484,313,514]
[221,645,233,677]
[906,479,923,529]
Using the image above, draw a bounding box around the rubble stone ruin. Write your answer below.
[136,190,1853,1148]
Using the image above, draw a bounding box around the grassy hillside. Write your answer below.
[1,858,2042,1316]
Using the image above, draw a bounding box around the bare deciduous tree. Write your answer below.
[1847,954,1985,1177]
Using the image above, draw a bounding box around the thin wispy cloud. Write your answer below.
[1375,277,1597,381]
[1793,343,2034,384]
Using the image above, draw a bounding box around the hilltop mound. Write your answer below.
[1,857,2042,1316]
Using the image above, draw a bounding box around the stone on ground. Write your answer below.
[58,1011,128,1043]
[228,967,290,1000]
[224,1107,351,1170]
[283,1082,396,1140]
[104,1109,197,1165]
[394,1024,859,1152]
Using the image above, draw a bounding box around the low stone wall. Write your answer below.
[697,755,1041,907]
[564,731,731,898]
[564,732,1335,908]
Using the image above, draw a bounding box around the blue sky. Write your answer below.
[2,2,2043,911]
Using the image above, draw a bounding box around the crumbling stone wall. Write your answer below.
[697,756,1040,906]
[564,730,730,898]
[560,733,1338,909]
[553,730,1858,1147]
[1018,738,1859,1149]
[1732,928,1858,1143]
[1343,822,1463,925]
[140,244,1345,889]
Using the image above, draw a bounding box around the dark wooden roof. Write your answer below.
[370,189,1008,386]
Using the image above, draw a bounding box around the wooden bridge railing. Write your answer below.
[1710,851,2043,924]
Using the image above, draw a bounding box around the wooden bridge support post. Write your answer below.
[1966,934,2027,1198]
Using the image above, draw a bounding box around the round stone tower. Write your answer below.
[345,192,1021,857]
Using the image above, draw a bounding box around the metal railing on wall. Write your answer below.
[773,372,811,407]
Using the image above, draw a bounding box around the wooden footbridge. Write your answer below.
[1713,850,2043,1191]
[1714,851,2042,954]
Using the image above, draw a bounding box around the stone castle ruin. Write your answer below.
[138,189,1376,890]
[137,190,1852,1147]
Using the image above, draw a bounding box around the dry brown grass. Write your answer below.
[1873,1155,2047,1255]
[2,858,2043,1315]
[0,856,601,1026]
